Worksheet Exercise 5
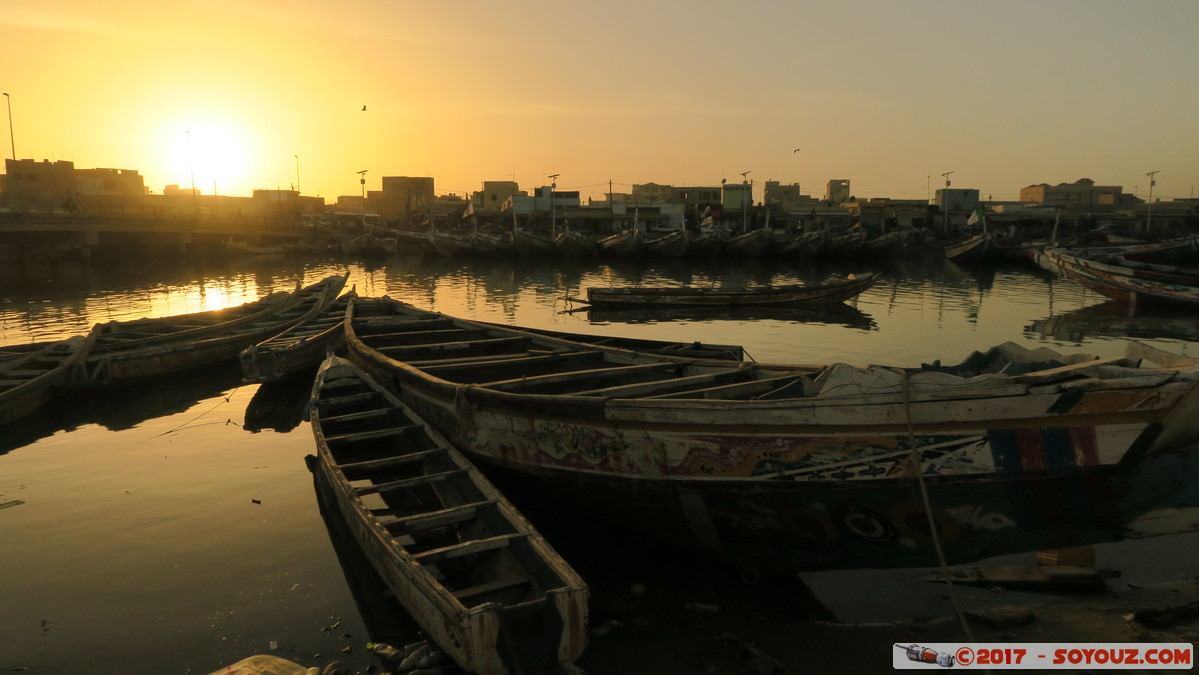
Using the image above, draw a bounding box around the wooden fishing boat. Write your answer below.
[643,230,689,258]
[478,321,746,361]
[79,273,349,386]
[225,239,289,255]
[0,332,97,426]
[470,230,515,255]
[1040,249,1199,309]
[307,355,588,675]
[553,229,600,258]
[573,273,877,309]
[343,295,1199,573]
[773,230,825,258]
[578,302,878,331]
[821,228,867,257]
[240,289,358,383]
[512,229,556,256]
[945,232,998,262]
[860,228,914,258]
[720,227,774,257]
[596,229,644,258]
[686,227,727,258]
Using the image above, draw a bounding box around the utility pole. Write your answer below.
[1145,170,1160,234]
[2,93,13,160]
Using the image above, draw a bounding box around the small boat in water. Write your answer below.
[720,227,774,257]
[307,356,588,675]
[80,273,349,386]
[0,333,97,427]
[343,295,1199,573]
[240,289,358,383]
[574,273,877,309]
[945,232,998,262]
[1039,249,1199,309]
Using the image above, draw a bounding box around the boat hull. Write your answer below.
[343,297,1199,572]
[583,273,876,308]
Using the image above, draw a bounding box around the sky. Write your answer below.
[2,0,1197,204]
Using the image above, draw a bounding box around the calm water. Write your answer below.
[2,251,1199,674]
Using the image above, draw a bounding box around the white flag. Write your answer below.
[463,202,475,217]
[967,207,984,226]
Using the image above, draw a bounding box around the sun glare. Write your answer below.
[161,120,260,196]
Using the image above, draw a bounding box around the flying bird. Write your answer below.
[361,105,367,111]
[793,148,801,153]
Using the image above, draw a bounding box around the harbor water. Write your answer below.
[2,250,1199,674]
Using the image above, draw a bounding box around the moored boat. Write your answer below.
[596,229,644,258]
[307,355,588,675]
[720,227,774,257]
[0,332,97,427]
[575,273,877,308]
[240,289,358,383]
[553,229,600,258]
[945,232,998,262]
[343,295,1199,573]
[643,229,689,258]
[1039,249,1199,309]
[79,273,349,386]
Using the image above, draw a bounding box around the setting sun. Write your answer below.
[158,119,258,196]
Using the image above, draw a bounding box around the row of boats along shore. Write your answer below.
[6,239,1199,674]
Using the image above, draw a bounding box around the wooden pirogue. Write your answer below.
[79,273,348,385]
[0,333,96,427]
[575,272,877,308]
[240,289,358,383]
[343,295,1199,573]
[307,356,588,675]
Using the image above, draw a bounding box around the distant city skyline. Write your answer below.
[3,1,1197,203]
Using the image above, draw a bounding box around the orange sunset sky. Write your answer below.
[3,0,1197,203]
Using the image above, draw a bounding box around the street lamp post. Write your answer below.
[2,93,13,160]
[1145,170,1160,234]
[547,173,559,236]
[356,170,369,229]
[940,171,955,233]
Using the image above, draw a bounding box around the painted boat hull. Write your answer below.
[343,297,1199,572]
[1044,249,1199,309]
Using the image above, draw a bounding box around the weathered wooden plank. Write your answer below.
[383,500,495,533]
[412,533,528,564]
[338,448,447,475]
[482,362,680,393]
[451,576,531,602]
[1011,356,1130,384]
[572,369,751,398]
[324,424,424,444]
[356,468,471,496]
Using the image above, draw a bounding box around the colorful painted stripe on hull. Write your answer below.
[989,426,1100,476]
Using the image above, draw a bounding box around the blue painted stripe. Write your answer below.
[1041,427,1077,474]
[988,429,1022,477]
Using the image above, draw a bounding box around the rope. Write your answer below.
[902,370,976,643]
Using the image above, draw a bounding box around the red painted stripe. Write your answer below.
[1015,428,1046,471]
[1071,426,1099,466]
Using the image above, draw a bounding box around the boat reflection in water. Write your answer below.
[1027,300,1199,345]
